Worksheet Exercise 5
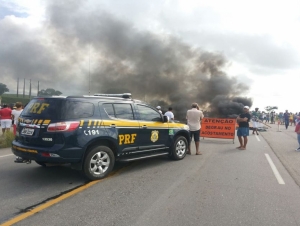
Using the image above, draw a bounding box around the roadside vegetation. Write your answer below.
[1,94,31,105]
[0,131,15,148]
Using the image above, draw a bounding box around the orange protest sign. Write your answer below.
[200,118,236,139]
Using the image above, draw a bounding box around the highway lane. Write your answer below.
[1,132,300,225]
[0,151,87,223]
[0,148,132,224]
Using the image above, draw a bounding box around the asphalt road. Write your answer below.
[1,124,300,226]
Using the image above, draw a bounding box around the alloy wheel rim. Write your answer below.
[176,140,186,157]
[89,151,110,175]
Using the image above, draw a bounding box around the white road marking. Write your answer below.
[0,154,14,158]
[255,135,261,141]
[265,153,285,185]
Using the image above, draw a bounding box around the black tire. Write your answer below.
[35,161,47,167]
[169,136,188,160]
[83,146,115,180]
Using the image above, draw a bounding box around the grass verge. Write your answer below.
[0,131,15,148]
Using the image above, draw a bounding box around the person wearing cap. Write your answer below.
[156,106,162,114]
[236,106,251,150]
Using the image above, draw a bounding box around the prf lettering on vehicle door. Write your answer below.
[29,103,50,114]
[119,134,137,145]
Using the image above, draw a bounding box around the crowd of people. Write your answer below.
[156,105,300,154]
[249,109,300,128]
[237,107,300,152]
[0,102,23,136]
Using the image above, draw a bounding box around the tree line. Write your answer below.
[0,83,62,97]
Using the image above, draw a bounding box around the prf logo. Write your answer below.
[150,130,159,142]
[119,134,137,145]
[28,103,50,114]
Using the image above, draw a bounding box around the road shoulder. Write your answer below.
[260,123,300,187]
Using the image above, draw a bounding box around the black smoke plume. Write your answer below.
[0,0,252,120]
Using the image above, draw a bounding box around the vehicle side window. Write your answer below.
[114,104,134,120]
[137,105,161,121]
[103,104,115,117]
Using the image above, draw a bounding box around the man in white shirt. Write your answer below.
[164,107,174,121]
[11,102,23,136]
[186,103,204,155]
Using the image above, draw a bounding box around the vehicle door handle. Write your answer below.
[142,125,147,129]
[110,124,116,128]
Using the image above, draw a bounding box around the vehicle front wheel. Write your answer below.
[83,146,115,180]
[169,136,188,160]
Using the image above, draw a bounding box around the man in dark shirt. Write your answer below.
[283,110,290,129]
[236,106,251,150]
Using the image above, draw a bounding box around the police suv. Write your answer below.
[12,93,190,180]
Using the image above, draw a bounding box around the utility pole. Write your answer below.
[23,78,25,98]
[37,81,39,96]
[17,78,19,97]
[89,45,91,95]
[29,79,31,99]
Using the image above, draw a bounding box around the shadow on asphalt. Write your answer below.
[115,156,180,176]
[2,158,168,185]
[2,163,87,184]
[200,138,235,144]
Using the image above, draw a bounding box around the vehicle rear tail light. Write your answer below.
[41,152,50,157]
[41,152,60,157]
[47,121,80,132]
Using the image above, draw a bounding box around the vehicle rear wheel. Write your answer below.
[35,161,47,167]
[169,136,187,160]
[83,146,115,180]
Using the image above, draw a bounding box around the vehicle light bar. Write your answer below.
[93,93,132,98]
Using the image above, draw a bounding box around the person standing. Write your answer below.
[262,112,266,123]
[186,103,204,155]
[251,108,259,135]
[164,107,174,121]
[270,111,275,124]
[266,113,270,123]
[236,106,251,150]
[284,110,290,129]
[0,104,12,134]
[289,112,294,126]
[295,117,300,151]
[294,113,298,126]
[11,102,23,136]
[296,115,300,125]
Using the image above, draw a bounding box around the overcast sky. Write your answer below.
[1,0,299,113]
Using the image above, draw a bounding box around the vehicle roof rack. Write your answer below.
[93,93,132,99]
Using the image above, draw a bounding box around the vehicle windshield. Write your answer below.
[21,98,94,120]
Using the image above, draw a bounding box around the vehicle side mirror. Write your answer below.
[163,115,169,122]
